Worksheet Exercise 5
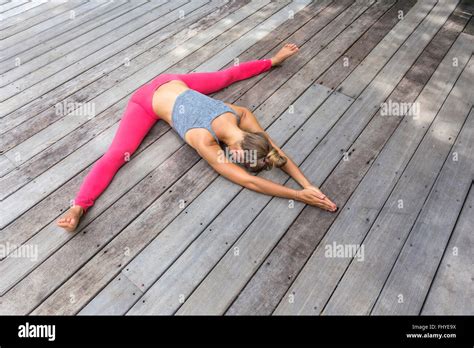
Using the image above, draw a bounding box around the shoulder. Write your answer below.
[188,132,222,156]
[224,103,248,116]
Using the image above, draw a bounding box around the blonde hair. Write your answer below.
[240,132,287,173]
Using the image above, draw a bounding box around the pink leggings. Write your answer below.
[74,59,272,212]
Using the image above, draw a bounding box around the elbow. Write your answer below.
[242,106,251,114]
[240,106,251,119]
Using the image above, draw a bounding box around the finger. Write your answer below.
[310,192,328,202]
[309,196,333,210]
[315,201,333,212]
[312,190,325,199]
[316,198,337,211]
[321,201,336,212]
[326,200,338,212]
[307,186,326,199]
[321,197,334,206]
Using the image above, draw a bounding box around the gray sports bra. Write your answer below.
[171,89,240,142]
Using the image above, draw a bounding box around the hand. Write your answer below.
[303,185,326,199]
[296,188,337,212]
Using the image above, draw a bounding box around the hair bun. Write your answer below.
[265,148,287,169]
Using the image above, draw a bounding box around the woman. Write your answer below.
[57,43,337,232]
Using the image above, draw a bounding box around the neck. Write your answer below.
[219,125,245,148]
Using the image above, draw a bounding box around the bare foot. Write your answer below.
[57,205,84,232]
[271,43,299,66]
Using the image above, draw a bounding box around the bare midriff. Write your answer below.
[151,80,190,126]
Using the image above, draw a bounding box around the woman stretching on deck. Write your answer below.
[57,43,337,232]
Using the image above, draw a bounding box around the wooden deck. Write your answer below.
[0,0,473,315]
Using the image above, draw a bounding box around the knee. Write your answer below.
[102,148,134,168]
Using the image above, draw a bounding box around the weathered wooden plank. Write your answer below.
[422,182,474,315]
[80,0,389,316]
[0,0,104,54]
[316,0,417,90]
[79,273,144,316]
[0,0,28,13]
[0,0,234,138]
[236,0,373,110]
[235,0,434,133]
[1,0,169,93]
[228,0,467,316]
[338,0,443,98]
[211,0,348,104]
[0,0,47,21]
[0,0,131,67]
[0,1,234,196]
[193,0,317,72]
[176,0,455,315]
[464,13,474,34]
[0,153,15,176]
[0,0,68,33]
[322,56,474,315]
[372,108,474,315]
[273,33,473,315]
[460,0,474,15]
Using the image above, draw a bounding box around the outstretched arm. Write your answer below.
[226,104,337,211]
[195,141,336,211]
[196,142,297,200]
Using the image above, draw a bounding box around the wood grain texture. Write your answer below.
[0,0,68,33]
[152,0,451,315]
[372,107,474,315]
[227,0,466,316]
[0,1,128,64]
[274,2,469,316]
[422,181,474,315]
[322,54,473,315]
